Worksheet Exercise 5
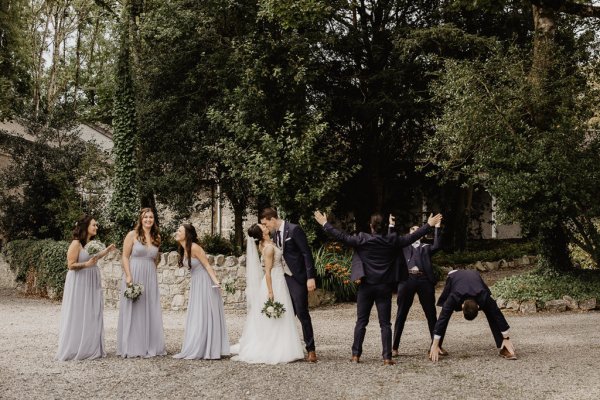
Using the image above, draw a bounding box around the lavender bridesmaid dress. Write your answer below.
[56,248,106,361]
[117,240,166,357]
[173,257,230,359]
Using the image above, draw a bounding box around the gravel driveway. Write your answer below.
[1,287,599,400]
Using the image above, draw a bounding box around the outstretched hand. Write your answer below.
[429,340,442,363]
[314,210,327,226]
[427,213,443,227]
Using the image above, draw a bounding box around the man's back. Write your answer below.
[437,269,491,308]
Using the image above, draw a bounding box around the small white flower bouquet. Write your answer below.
[84,240,106,256]
[261,298,285,318]
[124,283,144,301]
[223,277,237,295]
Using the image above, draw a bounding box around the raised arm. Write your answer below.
[314,210,365,247]
[393,213,442,248]
[388,214,396,235]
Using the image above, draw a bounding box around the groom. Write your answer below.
[260,207,318,362]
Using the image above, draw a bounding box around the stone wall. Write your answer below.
[99,250,247,311]
[0,254,18,289]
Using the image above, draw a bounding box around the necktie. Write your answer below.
[277,231,282,248]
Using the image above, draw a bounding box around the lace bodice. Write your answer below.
[260,243,283,270]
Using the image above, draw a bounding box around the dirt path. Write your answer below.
[1,280,599,400]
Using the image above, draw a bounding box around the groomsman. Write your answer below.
[389,215,447,357]
[260,207,318,362]
[429,269,517,362]
[314,210,442,365]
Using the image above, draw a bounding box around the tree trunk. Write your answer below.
[537,223,572,273]
[73,16,82,111]
[530,3,557,129]
[232,201,244,251]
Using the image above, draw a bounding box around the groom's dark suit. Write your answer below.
[322,222,432,360]
[276,221,316,352]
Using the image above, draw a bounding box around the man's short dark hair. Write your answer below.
[259,207,278,220]
[370,213,384,234]
[463,298,479,320]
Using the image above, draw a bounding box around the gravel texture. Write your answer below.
[1,283,599,400]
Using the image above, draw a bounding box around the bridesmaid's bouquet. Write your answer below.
[124,283,144,301]
[223,277,236,295]
[84,240,106,256]
[261,298,285,319]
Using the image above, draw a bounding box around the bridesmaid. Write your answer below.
[56,215,116,361]
[117,207,166,358]
[173,224,230,360]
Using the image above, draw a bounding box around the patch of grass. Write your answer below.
[491,268,600,302]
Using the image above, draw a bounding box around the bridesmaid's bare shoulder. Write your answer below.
[191,242,206,256]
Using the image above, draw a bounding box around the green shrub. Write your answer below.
[314,242,357,302]
[433,241,536,266]
[2,239,69,297]
[200,233,234,255]
[492,269,600,303]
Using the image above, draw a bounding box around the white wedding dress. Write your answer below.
[230,240,304,364]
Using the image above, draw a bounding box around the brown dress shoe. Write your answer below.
[306,351,318,363]
[383,359,396,366]
[392,349,399,357]
[351,355,360,363]
[499,347,517,360]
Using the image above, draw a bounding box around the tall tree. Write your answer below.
[0,0,30,120]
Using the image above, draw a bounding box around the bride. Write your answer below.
[230,223,304,364]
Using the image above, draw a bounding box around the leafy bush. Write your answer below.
[2,239,69,297]
[200,233,235,255]
[433,242,536,266]
[492,269,600,303]
[314,242,357,302]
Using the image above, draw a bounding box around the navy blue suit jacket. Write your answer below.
[391,227,442,284]
[279,221,316,284]
[433,270,494,339]
[322,223,432,285]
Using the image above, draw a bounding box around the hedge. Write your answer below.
[2,239,70,298]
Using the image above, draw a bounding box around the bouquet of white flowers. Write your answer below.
[124,283,144,301]
[84,240,106,256]
[222,276,237,295]
[261,298,285,319]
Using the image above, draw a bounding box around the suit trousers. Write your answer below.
[393,275,438,350]
[352,282,394,360]
[479,293,510,348]
[285,275,315,352]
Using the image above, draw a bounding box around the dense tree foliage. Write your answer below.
[2,0,600,272]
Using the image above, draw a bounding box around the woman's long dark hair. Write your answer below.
[72,215,95,247]
[177,224,199,269]
[135,207,161,247]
